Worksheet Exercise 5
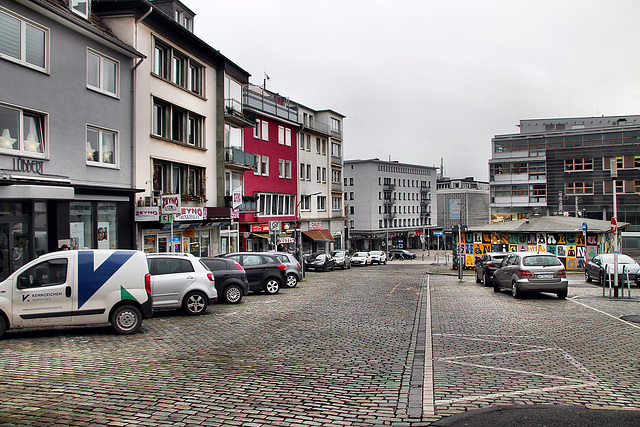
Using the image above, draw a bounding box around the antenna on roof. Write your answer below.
[263,72,270,90]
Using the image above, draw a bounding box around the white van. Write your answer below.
[0,250,152,339]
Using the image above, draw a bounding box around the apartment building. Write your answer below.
[437,176,490,231]
[0,0,142,280]
[344,159,437,251]
[93,0,251,255]
[236,84,300,252]
[296,104,346,253]
[490,115,640,230]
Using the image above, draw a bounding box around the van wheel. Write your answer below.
[286,274,298,288]
[183,291,208,315]
[222,285,243,304]
[264,278,280,295]
[111,304,142,335]
[0,315,7,339]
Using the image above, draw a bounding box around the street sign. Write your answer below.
[611,217,617,234]
[269,220,281,232]
[582,222,587,232]
[433,230,443,236]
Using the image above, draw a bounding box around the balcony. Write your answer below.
[225,197,257,212]
[383,198,395,206]
[224,98,255,128]
[225,147,257,171]
[243,85,299,123]
[331,154,342,166]
[419,185,430,193]
[384,212,396,220]
[331,181,342,192]
[383,184,396,191]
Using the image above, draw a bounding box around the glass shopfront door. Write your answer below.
[0,220,31,282]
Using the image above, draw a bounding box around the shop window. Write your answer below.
[0,104,46,155]
[70,202,93,249]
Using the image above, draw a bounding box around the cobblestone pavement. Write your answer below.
[1,262,639,426]
[0,263,430,426]
[428,272,640,421]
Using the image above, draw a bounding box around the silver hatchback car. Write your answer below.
[273,252,302,288]
[493,252,568,299]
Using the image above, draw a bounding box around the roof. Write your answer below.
[467,216,627,234]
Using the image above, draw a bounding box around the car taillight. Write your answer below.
[487,262,496,268]
[277,264,286,270]
[145,273,151,294]
[518,270,532,277]
[207,273,214,282]
[296,262,301,268]
[556,270,566,277]
[232,260,244,271]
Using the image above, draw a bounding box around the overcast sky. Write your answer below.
[187,0,640,181]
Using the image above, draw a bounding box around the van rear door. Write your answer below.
[12,254,73,327]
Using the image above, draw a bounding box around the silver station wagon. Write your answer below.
[493,252,568,299]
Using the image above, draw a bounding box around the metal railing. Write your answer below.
[225,147,258,169]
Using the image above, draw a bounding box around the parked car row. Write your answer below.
[475,251,569,299]
[304,249,400,271]
[0,249,304,339]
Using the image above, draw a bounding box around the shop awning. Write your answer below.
[302,229,335,242]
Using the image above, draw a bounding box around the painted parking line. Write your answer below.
[568,297,640,331]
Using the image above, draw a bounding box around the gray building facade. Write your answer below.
[344,159,437,251]
[0,0,141,280]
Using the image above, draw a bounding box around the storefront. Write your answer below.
[0,184,137,281]
[137,206,235,256]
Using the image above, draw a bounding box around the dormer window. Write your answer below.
[71,0,90,20]
[174,8,193,31]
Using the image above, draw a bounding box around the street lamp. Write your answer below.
[297,191,322,278]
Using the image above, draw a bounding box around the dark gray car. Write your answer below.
[273,252,302,288]
[475,252,508,287]
[220,252,286,295]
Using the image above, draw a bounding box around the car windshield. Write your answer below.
[332,251,344,257]
[354,252,367,257]
[522,255,562,267]
[313,254,327,260]
[370,251,382,255]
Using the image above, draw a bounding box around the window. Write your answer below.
[71,0,90,19]
[278,126,285,145]
[316,138,321,153]
[565,182,594,195]
[321,139,326,155]
[349,206,354,215]
[17,258,68,289]
[152,97,202,147]
[300,163,306,180]
[306,164,311,181]
[0,8,47,71]
[285,128,292,146]
[87,49,118,96]
[258,193,294,216]
[331,142,341,157]
[332,169,341,183]
[332,197,341,211]
[254,155,261,176]
[279,159,285,178]
[317,166,321,182]
[565,158,593,172]
[350,220,354,229]
[317,196,326,211]
[86,125,117,166]
[261,156,269,176]
[254,120,261,139]
[331,117,341,133]
[306,134,311,151]
[0,104,45,155]
[152,38,203,95]
[300,195,310,211]
[349,192,354,200]
[285,160,291,179]
[299,132,305,149]
[322,167,326,183]
[261,119,269,141]
[152,160,204,199]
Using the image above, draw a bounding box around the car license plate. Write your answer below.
[536,274,552,279]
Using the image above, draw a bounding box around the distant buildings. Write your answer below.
[344,159,437,251]
[490,116,640,230]
[436,177,490,231]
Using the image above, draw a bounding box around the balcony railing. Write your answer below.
[383,198,395,205]
[225,147,257,169]
[383,184,396,191]
[330,154,342,165]
[331,181,342,192]
[243,85,299,122]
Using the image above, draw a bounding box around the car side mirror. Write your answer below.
[17,276,30,289]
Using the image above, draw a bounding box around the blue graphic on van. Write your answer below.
[77,251,136,308]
